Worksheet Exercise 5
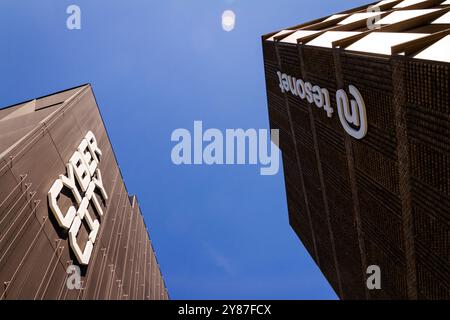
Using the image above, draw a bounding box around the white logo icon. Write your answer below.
[336,85,368,140]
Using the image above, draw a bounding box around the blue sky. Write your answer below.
[0,0,369,299]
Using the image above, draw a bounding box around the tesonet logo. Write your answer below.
[277,71,368,139]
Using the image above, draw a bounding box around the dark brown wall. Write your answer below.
[263,38,450,299]
[0,85,168,300]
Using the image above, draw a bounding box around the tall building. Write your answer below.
[0,84,168,300]
[263,0,449,299]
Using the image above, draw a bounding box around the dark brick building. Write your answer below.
[263,0,450,299]
[0,84,168,300]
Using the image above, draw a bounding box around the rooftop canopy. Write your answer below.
[264,0,450,62]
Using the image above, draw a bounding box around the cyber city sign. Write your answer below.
[276,71,368,139]
[48,131,108,265]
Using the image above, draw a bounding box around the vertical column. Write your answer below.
[273,41,320,265]
[296,45,343,298]
[333,50,370,300]
[391,58,418,300]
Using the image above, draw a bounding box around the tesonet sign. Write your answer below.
[276,71,368,139]
[48,131,108,266]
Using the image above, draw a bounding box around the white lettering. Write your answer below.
[48,131,108,266]
[305,82,313,103]
[322,88,333,118]
[312,85,323,108]
[276,71,367,139]
[296,79,306,99]
[48,179,77,230]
